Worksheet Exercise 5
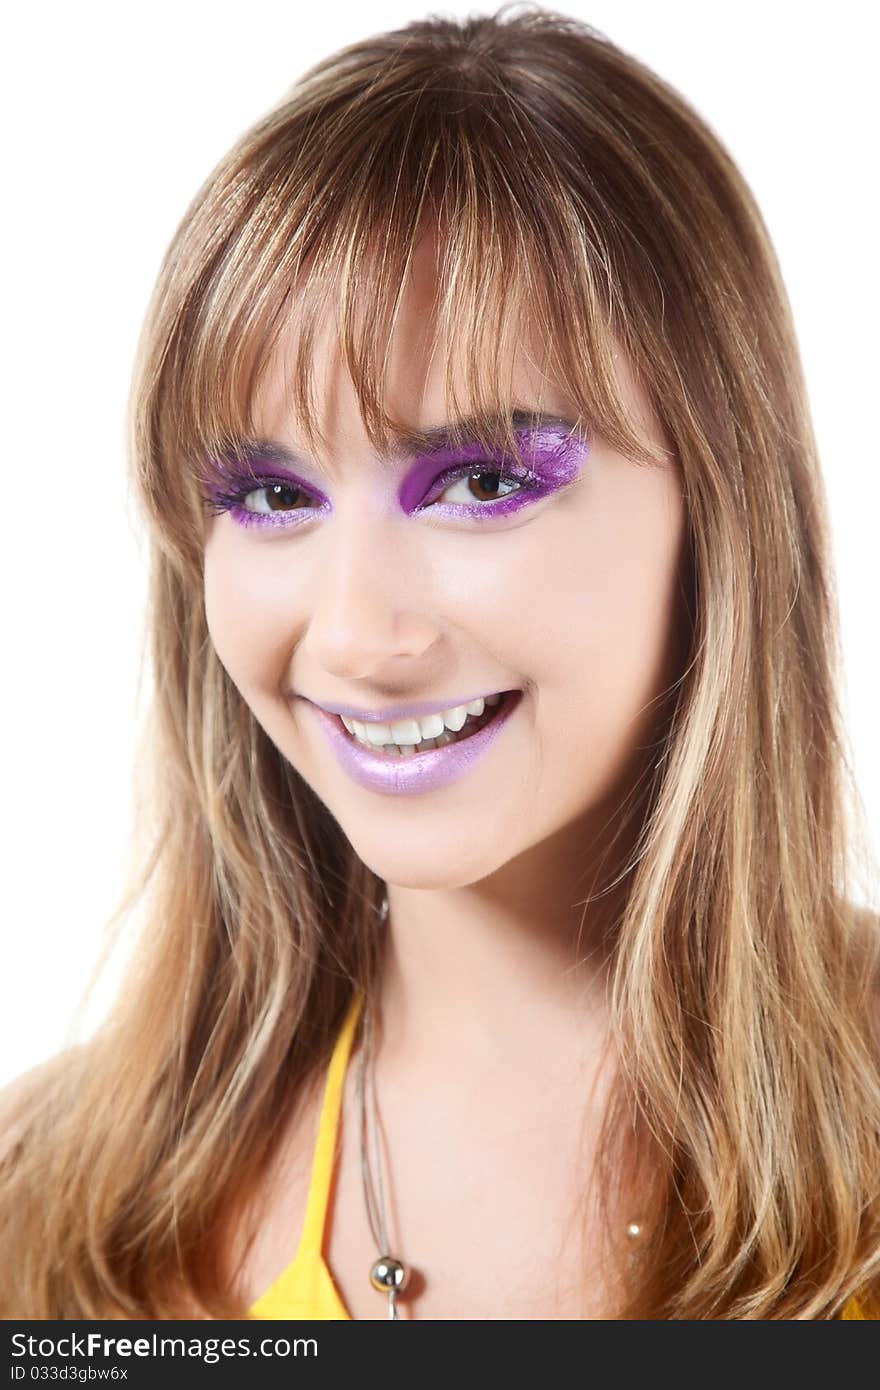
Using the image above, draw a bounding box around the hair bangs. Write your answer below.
[142,43,669,533]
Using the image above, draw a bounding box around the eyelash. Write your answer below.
[203,461,543,531]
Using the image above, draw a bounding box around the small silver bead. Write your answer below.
[370,1255,409,1293]
[626,1221,643,1239]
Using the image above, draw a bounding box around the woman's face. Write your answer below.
[203,239,690,894]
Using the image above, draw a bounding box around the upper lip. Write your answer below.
[305,690,514,723]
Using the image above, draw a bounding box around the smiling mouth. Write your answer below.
[336,691,519,758]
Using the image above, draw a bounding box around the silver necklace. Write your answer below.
[357,893,647,1318]
[358,980,411,1319]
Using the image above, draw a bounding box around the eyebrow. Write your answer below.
[230,409,579,479]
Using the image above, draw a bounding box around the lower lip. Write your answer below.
[307,691,523,796]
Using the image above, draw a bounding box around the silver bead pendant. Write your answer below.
[370,1254,409,1294]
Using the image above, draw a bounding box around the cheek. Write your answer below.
[515,476,687,735]
[203,537,294,692]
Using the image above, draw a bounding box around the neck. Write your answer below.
[372,802,642,1086]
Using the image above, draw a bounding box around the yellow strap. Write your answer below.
[296,990,365,1258]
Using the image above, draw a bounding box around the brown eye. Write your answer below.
[434,468,522,507]
[244,482,308,513]
[466,470,507,502]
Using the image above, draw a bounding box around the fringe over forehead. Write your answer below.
[136,9,684,524]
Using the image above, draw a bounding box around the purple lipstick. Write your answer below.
[308,690,523,796]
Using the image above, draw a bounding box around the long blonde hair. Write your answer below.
[2,3,878,1318]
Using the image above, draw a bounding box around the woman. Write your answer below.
[1,4,878,1319]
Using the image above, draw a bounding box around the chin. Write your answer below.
[350,835,525,894]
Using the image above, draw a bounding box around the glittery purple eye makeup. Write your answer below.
[397,425,588,520]
[202,419,589,532]
[203,458,330,532]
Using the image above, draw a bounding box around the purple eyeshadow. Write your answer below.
[398,425,588,517]
[204,455,328,503]
[202,456,330,531]
[203,423,589,531]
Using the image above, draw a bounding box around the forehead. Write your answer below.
[195,219,675,489]
[248,310,663,486]
[251,296,578,474]
[243,223,579,467]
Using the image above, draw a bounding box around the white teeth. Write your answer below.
[364,722,393,746]
[442,704,469,733]
[416,713,446,741]
[340,692,508,752]
[389,717,422,744]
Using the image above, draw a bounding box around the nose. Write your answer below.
[302,501,441,679]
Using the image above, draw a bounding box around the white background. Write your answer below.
[1,1,877,1087]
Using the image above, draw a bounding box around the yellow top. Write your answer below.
[248,991,362,1321]
[247,991,873,1322]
